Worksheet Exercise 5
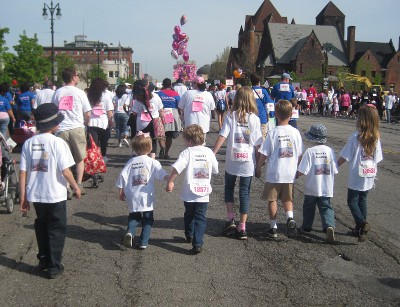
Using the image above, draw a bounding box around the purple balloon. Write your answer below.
[174,26,181,34]
[182,51,189,62]
[171,50,178,60]
[180,15,188,26]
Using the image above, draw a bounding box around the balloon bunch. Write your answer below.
[171,15,190,62]
[233,69,243,78]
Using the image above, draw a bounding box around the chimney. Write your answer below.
[347,26,355,65]
[398,36,400,51]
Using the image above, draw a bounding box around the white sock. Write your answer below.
[286,211,294,220]
[270,220,277,229]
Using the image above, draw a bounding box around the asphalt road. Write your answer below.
[0,115,399,306]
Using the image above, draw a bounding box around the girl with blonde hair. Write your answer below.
[213,86,263,240]
[337,105,383,242]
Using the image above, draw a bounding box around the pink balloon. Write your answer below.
[171,50,179,60]
[172,41,179,50]
[174,26,181,34]
[180,15,188,26]
[182,51,189,62]
[178,32,187,41]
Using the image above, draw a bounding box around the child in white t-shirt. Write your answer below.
[337,105,383,242]
[115,131,168,249]
[166,125,218,254]
[255,99,303,238]
[296,124,338,243]
[212,87,263,240]
[19,103,81,279]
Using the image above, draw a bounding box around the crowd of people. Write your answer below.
[0,70,383,279]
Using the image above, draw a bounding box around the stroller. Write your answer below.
[11,120,36,146]
[0,132,19,213]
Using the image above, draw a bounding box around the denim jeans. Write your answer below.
[386,109,392,123]
[127,211,154,246]
[224,171,252,214]
[0,117,10,137]
[347,188,369,228]
[302,195,335,231]
[114,112,129,141]
[33,201,67,275]
[184,202,208,247]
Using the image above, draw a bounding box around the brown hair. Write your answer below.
[357,105,380,157]
[289,98,298,108]
[275,99,293,120]
[131,134,152,155]
[182,125,204,146]
[232,86,258,123]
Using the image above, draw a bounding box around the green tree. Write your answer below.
[0,27,12,83]
[54,54,75,86]
[8,32,51,84]
[209,46,230,80]
[78,65,107,88]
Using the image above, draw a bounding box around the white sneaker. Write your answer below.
[138,245,147,250]
[124,233,132,248]
[325,227,335,243]
[118,142,122,148]
[123,139,130,147]
[103,156,108,163]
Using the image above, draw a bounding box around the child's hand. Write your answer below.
[255,167,261,178]
[74,187,82,199]
[166,182,174,192]
[119,189,126,201]
[20,198,30,215]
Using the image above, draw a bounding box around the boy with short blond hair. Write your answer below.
[255,99,303,238]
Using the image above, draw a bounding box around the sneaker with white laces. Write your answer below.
[118,142,122,148]
[222,219,236,235]
[325,226,335,243]
[124,233,132,248]
[236,229,248,240]
[286,218,297,238]
[267,227,278,238]
[138,245,147,250]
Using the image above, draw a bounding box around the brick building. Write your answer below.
[227,0,400,91]
[43,35,134,87]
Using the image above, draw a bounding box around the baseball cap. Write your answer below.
[282,73,292,80]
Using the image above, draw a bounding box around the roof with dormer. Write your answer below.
[350,41,396,68]
[246,0,287,32]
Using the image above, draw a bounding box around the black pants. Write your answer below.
[88,126,109,157]
[33,201,67,275]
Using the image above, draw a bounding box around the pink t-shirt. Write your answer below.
[340,93,351,107]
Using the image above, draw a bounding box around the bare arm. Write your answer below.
[212,135,226,155]
[337,157,346,167]
[255,153,267,178]
[62,168,81,199]
[166,168,179,192]
[84,111,91,126]
[19,170,29,213]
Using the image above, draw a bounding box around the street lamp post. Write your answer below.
[42,0,61,83]
[93,41,105,78]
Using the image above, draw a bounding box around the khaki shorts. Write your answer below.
[262,182,293,202]
[58,127,87,163]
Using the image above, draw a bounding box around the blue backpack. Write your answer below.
[216,99,226,112]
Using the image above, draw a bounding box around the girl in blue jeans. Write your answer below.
[337,105,383,242]
[212,87,263,240]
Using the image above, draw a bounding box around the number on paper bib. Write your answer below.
[358,162,377,178]
[279,84,290,92]
[190,184,212,196]
[59,96,73,110]
[163,109,174,124]
[192,101,203,112]
[232,148,251,162]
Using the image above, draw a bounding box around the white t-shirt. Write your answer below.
[178,90,215,133]
[132,95,163,131]
[174,84,188,97]
[20,133,76,203]
[259,125,303,183]
[51,85,92,132]
[219,112,263,177]
[215,90,226,101]
[297,145,338,197]
[115,155,167,213]
[228,90,236,102]
[172,146,219,202]
[339,132,383,191]
[35,88,55,108]
[89,92,114,129]
[113,93,130,114]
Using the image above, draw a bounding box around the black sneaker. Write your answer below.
[38,257,48,271]
[286,218,297,238]
[222,219,236,235]
[236,229,248,240]
[192,246,202,254]
[159,148,165,159]
[185,236,192,243]
[267,228,278,238]
[47,264,64,279]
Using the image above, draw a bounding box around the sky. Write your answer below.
[1,0,400,82]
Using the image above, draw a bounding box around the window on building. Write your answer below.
[361,70,366,76]
[329,70,332,76]
[115,71,119,78]
[382,71,386,79]
[109,71,114,78]
[300,63,303,73]
[367,55,370,60]
[371,71,376,78]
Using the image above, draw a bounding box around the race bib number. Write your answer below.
[291,109,299,119]
[141,112,152,122]
[92,106,105,116]
[279,84,290,92]
[163,108,174,124]
[267,102,275,112]
[232,148,251,162]
[358,161,377,178]
[192,101,203,112]
[190,184,212,197]
[59,96,73,110]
